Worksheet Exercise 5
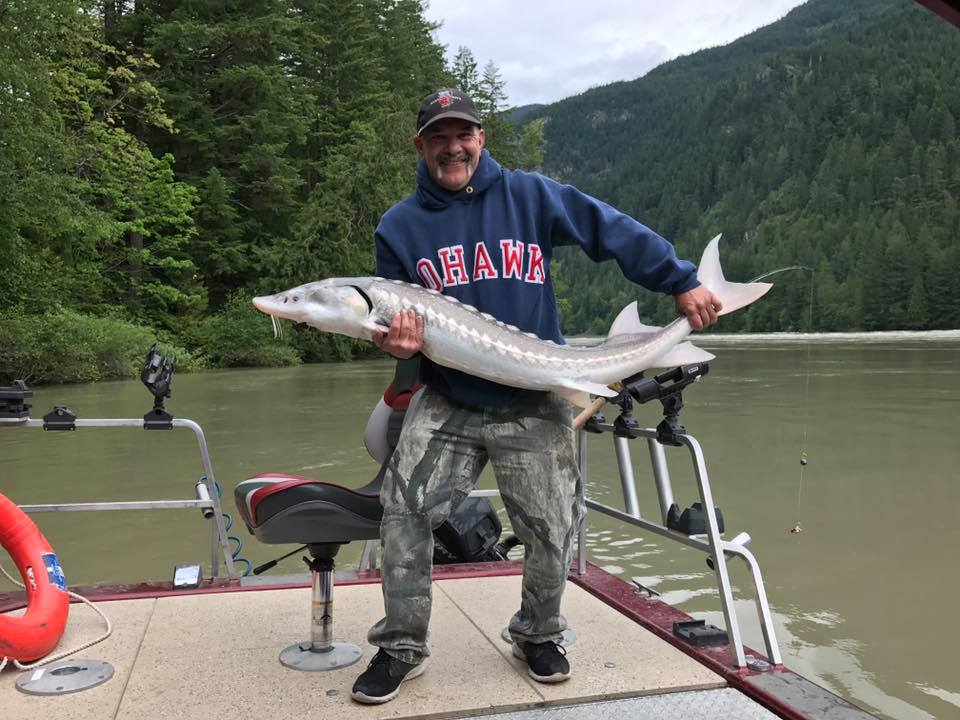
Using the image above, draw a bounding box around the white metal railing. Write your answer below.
[1,416,238,579]
[573,422,781,668]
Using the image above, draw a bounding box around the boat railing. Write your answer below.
[1,414,238,580]
[570,419,782,669]
[457,420,781,670]
[0,347,239,579]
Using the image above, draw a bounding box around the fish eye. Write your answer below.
[293,295,299,302]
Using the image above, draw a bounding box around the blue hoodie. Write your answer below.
[375,150,700,407]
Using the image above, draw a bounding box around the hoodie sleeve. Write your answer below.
[538,175,700,295]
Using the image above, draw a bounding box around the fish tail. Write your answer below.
[696,235,772,315]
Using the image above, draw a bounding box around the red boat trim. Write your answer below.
[570,562,873,720]
[0,560,523,612]
[914,0,960,28]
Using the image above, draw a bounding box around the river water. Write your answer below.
[2,332,959,719]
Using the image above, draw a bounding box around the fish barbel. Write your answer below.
[252,235,771,407]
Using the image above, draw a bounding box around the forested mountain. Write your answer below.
[0,1,535,382]
[534,0,960,333]
[1,0,957,384]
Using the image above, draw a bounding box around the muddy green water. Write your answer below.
[2,332,959,719]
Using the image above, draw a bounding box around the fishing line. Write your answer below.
[792,268,815,534]
[747,264,815,534]
[748,265,810,283]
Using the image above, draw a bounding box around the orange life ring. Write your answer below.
[0,492,69,662]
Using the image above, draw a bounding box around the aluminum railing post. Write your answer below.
[730,546,783,666]
[178,419,238,579]
[576,429,588,575]
[646,438,675,525]
[613,435,641,518]
[682,433,747,668]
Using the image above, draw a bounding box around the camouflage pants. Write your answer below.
[367,387,585,665]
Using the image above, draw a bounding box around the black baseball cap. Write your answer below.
[416,88,482,136]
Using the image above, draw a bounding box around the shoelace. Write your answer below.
[369,650,395,667]
[528,641,566,658]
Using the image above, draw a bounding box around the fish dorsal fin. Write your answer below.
[654,341,715,367]
[607,301,663,339]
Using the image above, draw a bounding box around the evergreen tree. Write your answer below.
[448,47,544,170]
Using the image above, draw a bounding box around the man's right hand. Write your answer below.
[371,309,424,359]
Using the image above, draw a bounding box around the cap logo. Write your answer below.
[417,89,479,135]
[435,90,458,108]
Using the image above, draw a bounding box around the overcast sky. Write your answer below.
[423,0,808,107]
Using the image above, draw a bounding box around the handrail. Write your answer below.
[1,417,238,580]
[576,422,782,668]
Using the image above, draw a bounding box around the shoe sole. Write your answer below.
[350,658,427,704]
[511,643,571,683]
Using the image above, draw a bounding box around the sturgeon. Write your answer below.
[252,235,771,407]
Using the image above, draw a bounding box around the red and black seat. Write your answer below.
[234,472,383,545]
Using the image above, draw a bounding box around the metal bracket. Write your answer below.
[43,406,77,431]
[143,406,174,430]
[631,578,661,599]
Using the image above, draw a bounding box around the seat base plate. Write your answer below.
[279,640,363,672]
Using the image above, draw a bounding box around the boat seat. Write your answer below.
[234,471,385,545]
[234,364,423,547]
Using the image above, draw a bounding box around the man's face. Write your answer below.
[414,118,485,192]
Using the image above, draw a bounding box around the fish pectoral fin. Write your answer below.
[361,319,387,332]
[556,379,619,406]
[555,390,593,409]
[654,341,715,367]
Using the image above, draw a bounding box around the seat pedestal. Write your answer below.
[278,544,362,672]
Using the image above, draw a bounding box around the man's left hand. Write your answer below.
[675,286,722,331]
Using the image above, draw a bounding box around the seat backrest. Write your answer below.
[363,357,422,464]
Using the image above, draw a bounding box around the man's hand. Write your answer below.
[675,286,722,331]
[371,309,424,359]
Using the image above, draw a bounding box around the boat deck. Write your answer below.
[1,571,786,720]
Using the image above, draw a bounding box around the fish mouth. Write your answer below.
[252,295,295,317]
[252,296,287,339]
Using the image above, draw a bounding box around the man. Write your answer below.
[351,88,720,704]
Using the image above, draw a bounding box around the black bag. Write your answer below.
[433,496,502,563]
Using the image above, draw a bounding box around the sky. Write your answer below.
[422,0,808,107]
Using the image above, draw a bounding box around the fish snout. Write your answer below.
[252,291,306,317]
